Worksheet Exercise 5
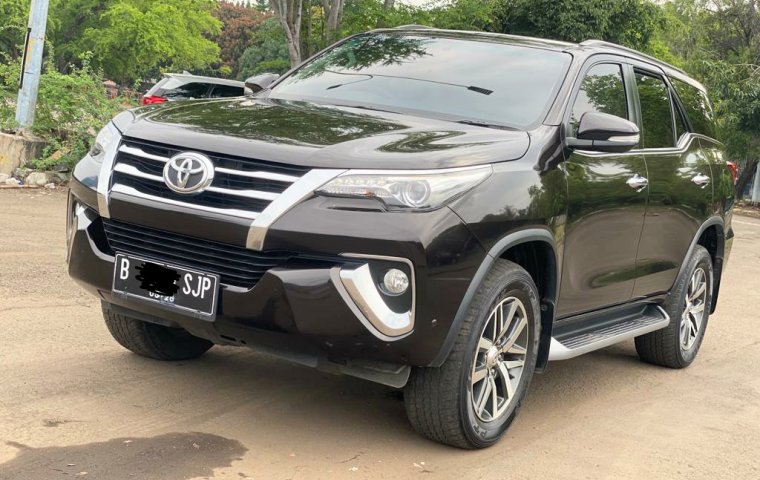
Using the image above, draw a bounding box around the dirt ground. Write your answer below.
[1,189,759,480]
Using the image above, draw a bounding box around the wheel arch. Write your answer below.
[680,217,725,314]
[429,228,559,369]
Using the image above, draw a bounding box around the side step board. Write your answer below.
[549,304,670,361]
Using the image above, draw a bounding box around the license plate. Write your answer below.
[112,253,219,318]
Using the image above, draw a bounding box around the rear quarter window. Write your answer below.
[671,78,716,138]
[209,85,245,98]
[148,78,211,100]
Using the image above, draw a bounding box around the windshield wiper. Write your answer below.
[454,119,517,131]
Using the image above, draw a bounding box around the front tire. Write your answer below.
[635,245,713,368]
[404,260,540,449]
[103,304,213,361]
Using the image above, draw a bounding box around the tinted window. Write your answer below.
[569,63,628,136]
[635,73,674,149]
[672,78,716,138]
[151,78,210,100]
[270,33,572,129]
[210,85,244,98]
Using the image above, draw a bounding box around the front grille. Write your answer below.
[103,219,297,288]
[110,138,311,218]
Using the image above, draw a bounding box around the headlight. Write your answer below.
[316,165,492,211]
[88,122,119,163]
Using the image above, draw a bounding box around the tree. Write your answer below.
[214,1,269,77]
[238,17,291,78]
[46,0,222,84]
[270,0,304,66]
[0,0,29,59]
[660,0,760,197]
[323,0,346,42]
[428,0,500,31]
[496,0,662,50]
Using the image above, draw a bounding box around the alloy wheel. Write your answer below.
[470,296,529,422]
[680,267,707,351]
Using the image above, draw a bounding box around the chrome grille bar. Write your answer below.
[117,144,300,183]
[111,184,260,220]
[113,163,280,201]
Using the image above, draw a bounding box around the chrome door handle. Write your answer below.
[626,174,649,192]
[692,173,711,188]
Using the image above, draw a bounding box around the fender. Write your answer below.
[672,216,725,314]
[429,228,559,368]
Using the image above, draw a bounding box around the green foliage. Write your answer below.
[497,0,662,50]
[238,18,292,79]
[427,0,500,31]
[214,1,269,78]
[0,0,28,59]
[49,0,222,84]
[692,59,760,159]
[0,55,130,169]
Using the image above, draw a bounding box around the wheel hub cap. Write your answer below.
[485,347,500,369]
[470,296,529,423]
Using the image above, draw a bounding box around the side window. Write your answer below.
[569,63,628,136]
[671,78,716,138]
[209,85,244,98]
[635,73,675,149]
[163,82,210,100]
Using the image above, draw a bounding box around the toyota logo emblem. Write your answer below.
[163,152,214,194]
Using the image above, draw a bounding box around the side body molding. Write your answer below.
[429,228,559,367]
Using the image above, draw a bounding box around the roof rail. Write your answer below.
[393,24,437,30]
[580,39,686,75]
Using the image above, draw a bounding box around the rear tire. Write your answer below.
[404,260,540,449]
[103,305,213,361]
[635,245,713,368]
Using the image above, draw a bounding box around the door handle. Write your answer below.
[692,173,711,188]
[626,174,649,192]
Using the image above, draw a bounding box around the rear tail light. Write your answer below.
[140,95,167,105]
[727,161,738,185]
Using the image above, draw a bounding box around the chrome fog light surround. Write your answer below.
[331,254,415,340]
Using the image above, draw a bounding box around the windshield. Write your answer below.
[270,33,572,129]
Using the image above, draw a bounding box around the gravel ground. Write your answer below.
[1,189,759,480]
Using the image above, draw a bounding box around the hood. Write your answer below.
[113,98,530,169]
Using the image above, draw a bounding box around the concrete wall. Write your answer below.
[0,132,46,176]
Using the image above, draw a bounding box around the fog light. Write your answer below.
[382,268,409,295]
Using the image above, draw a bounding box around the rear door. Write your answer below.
[558,59,648,318]
[630,67,714,297]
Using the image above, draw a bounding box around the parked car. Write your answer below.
[68,27,735,449]
[140,73,248,105]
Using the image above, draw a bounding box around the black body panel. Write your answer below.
[68,30,734,374]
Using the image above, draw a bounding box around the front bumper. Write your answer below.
[67,183,486,369]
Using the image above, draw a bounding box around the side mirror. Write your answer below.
[566,111,640,153]
[244,73,279,94]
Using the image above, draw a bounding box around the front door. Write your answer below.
[558,61,648,318]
